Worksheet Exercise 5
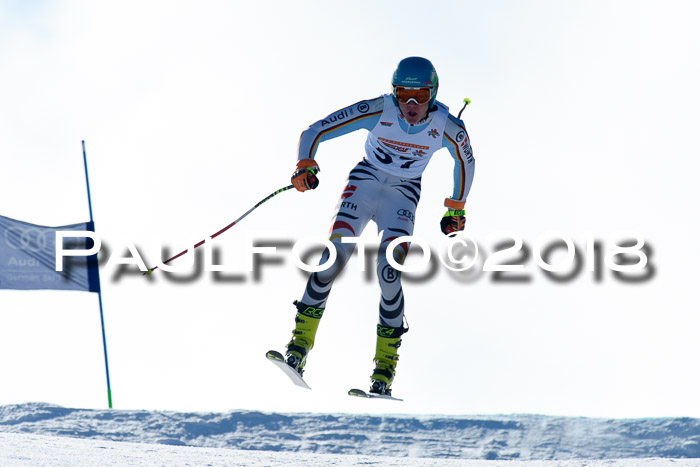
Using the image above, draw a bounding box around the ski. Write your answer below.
[265,350,311,389]
[348,388,403,401]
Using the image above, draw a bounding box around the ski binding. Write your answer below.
[348,388,403,401]
[266,350,310,389]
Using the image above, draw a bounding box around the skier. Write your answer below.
[284,57,475,396]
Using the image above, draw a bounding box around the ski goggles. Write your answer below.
[393,86,433,105]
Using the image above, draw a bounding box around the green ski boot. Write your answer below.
[285,300,324,376]
[370,323,408,396]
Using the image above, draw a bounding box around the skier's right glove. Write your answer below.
[292,158,320,192]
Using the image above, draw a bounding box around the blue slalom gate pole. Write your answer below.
[82,140,113,409]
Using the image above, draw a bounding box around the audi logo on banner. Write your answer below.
[3,227,49,253]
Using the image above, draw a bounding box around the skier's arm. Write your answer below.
[442,114,475,206]
[297,97,384,160]
[440,114,475,234]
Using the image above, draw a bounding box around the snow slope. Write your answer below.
[2,403,700,463]
[4,432,700,467]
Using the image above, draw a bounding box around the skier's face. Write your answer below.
[398,101,430,125]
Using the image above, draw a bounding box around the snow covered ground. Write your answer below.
[1,403,700,466]
[3,432,700,467]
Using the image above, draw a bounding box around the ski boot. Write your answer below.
[369,323,408,396]
[285,300,324,376]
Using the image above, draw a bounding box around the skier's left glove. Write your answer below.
[440,198,466,235]
[292,159,320,192]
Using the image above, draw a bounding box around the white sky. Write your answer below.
[1,0,699,418]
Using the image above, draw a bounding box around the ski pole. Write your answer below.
[145,184,295,275]
[457,97,471,119]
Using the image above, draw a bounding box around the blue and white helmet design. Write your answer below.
[391,57,439,107]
